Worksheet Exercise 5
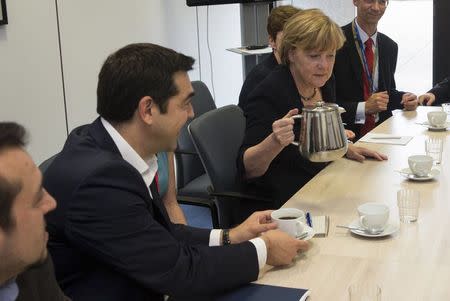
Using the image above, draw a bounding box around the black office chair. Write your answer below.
[175,81,219,227]
[39,154,58,173]
[188,105,274,228]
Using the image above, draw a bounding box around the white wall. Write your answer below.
[58,0,168,130]
[278,0,354,25]
[0,0,243,163]
[0,0,67,164]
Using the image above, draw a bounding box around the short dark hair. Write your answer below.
[0,122,27,231]
[267,5,301,40]
[97,43,195,123]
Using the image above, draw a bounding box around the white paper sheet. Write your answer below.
[359,133,413,145]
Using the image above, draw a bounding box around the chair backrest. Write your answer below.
[188,105,245,193]
[176,81,216,188]
[39,154,58,173]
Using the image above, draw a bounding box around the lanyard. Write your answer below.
[352,20,378,94]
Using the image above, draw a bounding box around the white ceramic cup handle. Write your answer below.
[359,216,368,228]
[295,221,304,237]
[290,114,302,146]
[429,116,434,125]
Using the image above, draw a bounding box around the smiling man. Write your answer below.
[0,122,68,301]
[333,0,418,138]
[43,43,308,301]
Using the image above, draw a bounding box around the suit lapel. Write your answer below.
[376,34,387,91]
[344,24,364,90]
[149,180,172,230]
[89,117,172,230]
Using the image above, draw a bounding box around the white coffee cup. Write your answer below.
[427,111,447,127]
[408,155,433,177]
[357,203,389,233]
[271,208,306,238]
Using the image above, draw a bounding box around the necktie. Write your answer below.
[360,38,376,136]
[154,172,159,193]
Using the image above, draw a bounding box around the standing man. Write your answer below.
[333,0,418,138]
[43,43,308,301]
[0,122,68,301]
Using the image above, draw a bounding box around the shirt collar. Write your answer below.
[0,278,19,301]
[101,117,158,188]
[355,18,378,47]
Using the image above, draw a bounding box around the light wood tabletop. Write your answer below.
[257,106,450,301]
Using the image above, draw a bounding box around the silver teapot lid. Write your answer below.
[303,101,339,112]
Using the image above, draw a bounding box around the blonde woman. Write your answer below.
[238,9,387,205]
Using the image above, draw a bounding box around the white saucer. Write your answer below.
[348,219,399,238]
[296,224,315,241]
[421,121,450,131]
[398,167,440,181]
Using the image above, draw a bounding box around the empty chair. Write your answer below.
[175,81,219,227]
[188,105,274,228]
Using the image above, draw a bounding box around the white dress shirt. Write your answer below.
[100,118,267,270]
[355,19,380,124]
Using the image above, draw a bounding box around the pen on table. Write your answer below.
[370,136,402,139]
[306,212,312,227]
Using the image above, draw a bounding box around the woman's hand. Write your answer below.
[272,109,299,147]
[346,144,388,162]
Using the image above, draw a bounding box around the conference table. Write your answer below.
[256,106,450,300]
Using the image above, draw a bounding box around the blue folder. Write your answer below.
[217,283,310,301]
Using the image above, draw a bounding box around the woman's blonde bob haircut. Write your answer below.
[280,9,345,65]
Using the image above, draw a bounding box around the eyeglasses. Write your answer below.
[362,0,389,6]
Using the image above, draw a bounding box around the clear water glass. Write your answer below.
[425,137,444,164]
[442,103,450,114]
[397,189,420,223]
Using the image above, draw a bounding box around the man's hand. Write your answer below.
[261,230,309,266]
[365,91,389,114]
[346,144,388,162]
[418,92,436,106]
[345,129,356,140]
[401,92,418,111]
[272,109,299,147]
[229,210,277,244]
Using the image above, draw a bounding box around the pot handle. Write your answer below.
[290,114,303,146]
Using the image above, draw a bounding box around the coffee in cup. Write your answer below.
[357,203,389,233]
[408,155,433,177]
[427,111,447,127]
[271,208,306,238]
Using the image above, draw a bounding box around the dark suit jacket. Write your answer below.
[333,22,405,135]
[44,118,259,301]
[237,65,331,206]
[239,53,278,111]
[16,255,70,301]
[429,76,449,105]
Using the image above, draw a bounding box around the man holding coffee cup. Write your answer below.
[43,43,309,301]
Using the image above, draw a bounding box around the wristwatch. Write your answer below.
[222,229,231,245]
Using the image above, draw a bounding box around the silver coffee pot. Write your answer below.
[291,101,348,162]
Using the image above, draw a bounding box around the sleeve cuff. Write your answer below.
[209,229,222,246]
[355,102,366,124]
[356,102,380,123]
[249,237,267,270]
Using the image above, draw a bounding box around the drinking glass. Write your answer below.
[442,103,450,114]
[425,137,444,164]
[397,189,420,223]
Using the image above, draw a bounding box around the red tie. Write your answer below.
[154,172,159,193]
[360,38,375,136]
